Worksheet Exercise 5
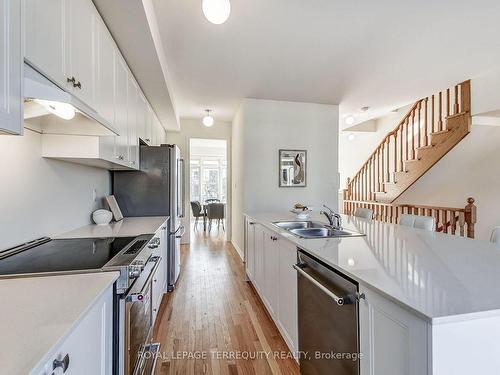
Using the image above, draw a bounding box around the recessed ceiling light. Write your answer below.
[348,133,355,141]
[202,109,214,127]
[202,0,231,25]
[345,115,355,125]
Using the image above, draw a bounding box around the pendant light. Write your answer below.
[202,109,214,127]
[202,0,231,25]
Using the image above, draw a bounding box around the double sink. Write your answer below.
[273,221,364,239]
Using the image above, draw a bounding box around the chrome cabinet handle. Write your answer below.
[66,76,75,84]
[73,81,81,89]
[145,138,151,142]
[293,263,346,306]
[53,353,70,373]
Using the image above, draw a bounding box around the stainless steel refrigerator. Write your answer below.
[113,144,185,290]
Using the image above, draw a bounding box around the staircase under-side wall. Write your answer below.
[344,80,471,204]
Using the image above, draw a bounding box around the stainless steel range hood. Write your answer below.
[23,63,118,136]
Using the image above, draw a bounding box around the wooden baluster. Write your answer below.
[377,148,381,192]
[424,98,428,146]
[372,156,376,199]
[393,132,398,178]
[417,101,421,149]
[446,88,450,118]
[454,85,459,114]
[458,211,465,237]
[443,210,448,233]
[451,211,457,235]
[381,144,385,189]
[438,91,443,131]
[386,138,390,184]
[405,119,409,161]
[368,158,372,200]
[431,94,435,133]
[435,209,440,231]
[411,111,415,159]
[464,197,477,238]
[399,125,403,171]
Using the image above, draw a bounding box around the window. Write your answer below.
[189,155,227,203]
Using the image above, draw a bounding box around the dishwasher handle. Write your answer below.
[293,263,348,306]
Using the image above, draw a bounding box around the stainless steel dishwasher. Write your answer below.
[294,250,361,375]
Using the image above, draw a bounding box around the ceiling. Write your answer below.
[152,0,500,126]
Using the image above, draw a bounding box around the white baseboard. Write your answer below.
[231,240,244,261]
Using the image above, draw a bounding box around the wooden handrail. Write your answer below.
[345,81,471,203]
[341,197,476,238]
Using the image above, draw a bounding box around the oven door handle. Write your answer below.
[293,263,347,306]
[127,257,162,301]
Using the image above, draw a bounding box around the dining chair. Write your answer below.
[354,207,373,220]
[490,227,500,246]
[206,203,225,231]
[190,201,206,228]
[400,214,435,231]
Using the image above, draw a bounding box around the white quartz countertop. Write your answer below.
[55,216,169,239]
[0,272,118,375]
[246,212,500,324]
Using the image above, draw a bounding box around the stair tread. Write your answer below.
[416,145,434,150]
[431,129,450,135]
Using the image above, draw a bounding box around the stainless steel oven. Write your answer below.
[121,255,162,375]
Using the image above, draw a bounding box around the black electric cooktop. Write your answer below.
[0,237,138,276]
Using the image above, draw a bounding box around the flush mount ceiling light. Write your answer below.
[202,0,231,24]
[34,99,76,120]
[345,115,355,125]
[202,109,214,127]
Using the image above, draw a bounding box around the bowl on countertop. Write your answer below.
[92,209,113,225]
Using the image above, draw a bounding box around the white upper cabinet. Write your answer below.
[24,0,67,89]
[114,54,129,163]
[96,19,115,128]
[127,78,139,168]
[0,0,22,135]
[65,0,97,107]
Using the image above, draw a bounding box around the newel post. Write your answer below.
[464,197,477,238]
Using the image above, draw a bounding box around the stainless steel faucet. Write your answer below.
[320,205,342,229]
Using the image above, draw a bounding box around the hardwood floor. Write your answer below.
[153,226,300,375]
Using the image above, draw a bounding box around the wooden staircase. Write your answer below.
[344,80,471,204]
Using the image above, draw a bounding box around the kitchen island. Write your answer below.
[245,211,500,375]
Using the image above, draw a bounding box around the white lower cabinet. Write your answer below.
[244,218,298,354]
[34,285,113,375]
[359,286,429,375]
[277,239,298,354]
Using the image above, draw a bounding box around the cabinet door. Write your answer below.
[113,54,129,164]
[23,0,67,88]
[245,219,256,281]
[0,0,22,135]
[66,0,97,107]
[359,286,429,375]
[137,93,148,144]
[35,286,113,375]
[278,239,298,353]
[145,105,153,145]
[263,229,279,318]
[253,225,265,295]
[127,77,139,168]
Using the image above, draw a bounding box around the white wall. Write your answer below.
[231,105,245,257]
[395,124,500,241]
[232,99,339,255]
[0,129,110,249]
[166,118,232,244]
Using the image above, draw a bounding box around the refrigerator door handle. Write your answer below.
[177,158,185,218]
[175,226,186,239]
